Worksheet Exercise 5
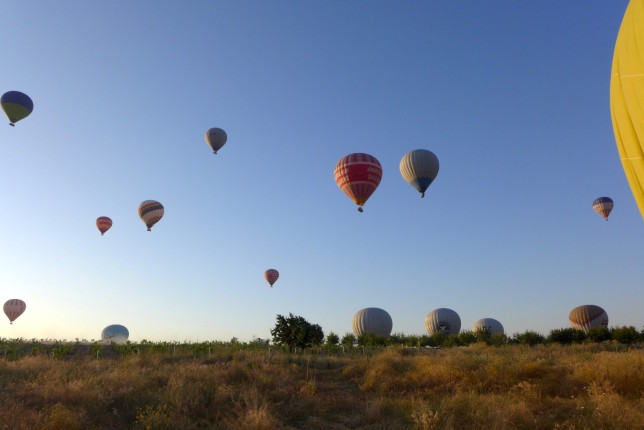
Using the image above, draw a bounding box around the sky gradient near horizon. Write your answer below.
[1,1,641,342]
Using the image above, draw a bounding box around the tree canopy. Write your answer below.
[270,313,324,351]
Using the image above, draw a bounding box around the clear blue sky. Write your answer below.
[1,1,640,342]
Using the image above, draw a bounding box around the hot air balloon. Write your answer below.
[205,127,228,154]
[472,318,504,336]
[138,200,164,231]
[425,308,461,337]
[1,91,33,126]
[3,299,26,324]
[400,149,439,198]
[611,1,644,221]
[96,216,113,236]
[569,305,608,334]
[264,269,279,287]
[593,197,614,220]
[334,153,382,212]
[352,307,393,338]
[101,324,129,344]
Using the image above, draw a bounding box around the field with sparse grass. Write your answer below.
[1,341,643,429]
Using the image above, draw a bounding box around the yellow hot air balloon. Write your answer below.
[611,0,644,221]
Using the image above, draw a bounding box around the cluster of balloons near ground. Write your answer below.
[351,304,609,339]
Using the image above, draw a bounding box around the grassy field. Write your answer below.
[0,342,643,429]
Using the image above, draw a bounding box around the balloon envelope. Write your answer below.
[334,153,382,211]
[205,128,227,154]
[472,318,504,336]
[352,307,393,338]
[569,305,608,333]
[264,269,279,287]
[400,149,439,198]
[425,308,461,336]
[101,324,129,344]
[96,216,113,235]
[592,197,614,220]
[3,299,26,324]
[138,200,164,231]
[611,1,644,221]
[1,91,33,126]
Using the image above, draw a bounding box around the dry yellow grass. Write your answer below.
[0,344,642,429]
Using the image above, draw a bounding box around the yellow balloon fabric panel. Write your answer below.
[611,0,644,220]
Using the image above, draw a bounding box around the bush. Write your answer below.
[512,331,546,346]
[587,327,611,343]
[490,334,507,347]
[357,333,387,347]
[340,333,356,348]
[458,331,477,346]
[610,326,641,345]
[548,328,587,344]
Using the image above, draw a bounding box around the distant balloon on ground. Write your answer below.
[205,128,227,154]
[1,91,33,126]
[3,299,26,324]
[352,307,393,338]
[569,305,608,333]
[472,318,504,336]
[334,153,382,212]
[592,197,614,220]
[400,149,439,198]
[611,0,644,221]
[101,324,129,344]
[425,308,461,336]
[96,216,113,236]
[264,269,279,287]
[138,200,164,231]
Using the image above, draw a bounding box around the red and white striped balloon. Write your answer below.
[3,299,26,324]
[334,153,382,212]
[264,269,279,287]
[96,216,113,236]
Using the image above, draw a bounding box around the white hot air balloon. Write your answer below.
[352,307,393,338]
[425,308,461,337]
[400,149,439,198]
[101,324,130,344]
[472,318,504,336]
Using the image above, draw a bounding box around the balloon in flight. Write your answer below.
[472,318,504,336]
[96,216,113,236]
[592,197,614,220]
[3,299,26,324]
[205,128,227,154]
[569,305,608,333]
[334,153,382,212]
[1,91,33,126]
[611,0,644,221]
[400,149,439,198]
[101,324,129,344]
[264,269,279,287]
[425,308,461,337]
[352,307,393,338]
[138,200,164,231]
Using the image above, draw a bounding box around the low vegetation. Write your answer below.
[1,331,643,429]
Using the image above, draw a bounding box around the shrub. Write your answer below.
[341,333,356,347]
[458,331,477,345]
[610,326,641,345]
[548,328,586,344]
[512,331,546,346]
[325,332,339,347]
[587,327,611,343]
[357,333,387,347]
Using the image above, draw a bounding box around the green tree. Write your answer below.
[610,326,640,344]
[548,328,586,344]
[512,330,546,346]
[270,313,324,351]
[458,331,477,346]
[587,327,611,343]
[341,333,356,347]
[325,332,339,347]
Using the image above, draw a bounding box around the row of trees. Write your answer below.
[270,314,644,350]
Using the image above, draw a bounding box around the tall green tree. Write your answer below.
[270,313,324,351]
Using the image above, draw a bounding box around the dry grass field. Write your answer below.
[0,342,643,429]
